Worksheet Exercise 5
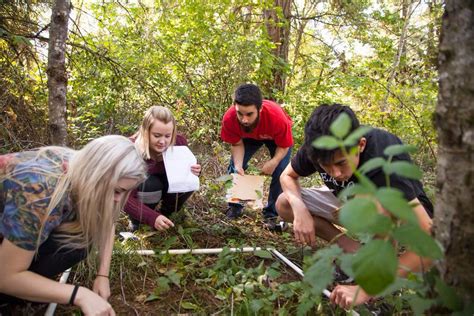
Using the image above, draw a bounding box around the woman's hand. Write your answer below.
[330,285,372,309]
[75,286,115,316]
[190,164,201,176]
[93,275,111,300]
[154,214,175,230]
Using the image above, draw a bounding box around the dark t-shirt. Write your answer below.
[291,128,433,217]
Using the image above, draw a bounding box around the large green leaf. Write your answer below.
[338,183,375,200]
[358,157,386,174]
[383,144,418,156]
[312,135,340,150]
[375,188,418,225]
[435,277,463,311]
[383,161,422,180]
[352,240,398,295]
[393,224,443,259]
[330,112,352,139]
[344,126,372,147]
[339,197,379,234]
[255,249,273,259]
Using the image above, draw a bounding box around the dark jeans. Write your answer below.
[228,138,292,218]
[130,174,194,227]
[0,236,87,304]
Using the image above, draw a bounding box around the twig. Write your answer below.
[120,264,139,316]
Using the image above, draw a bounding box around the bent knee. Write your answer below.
[276,193,293,221]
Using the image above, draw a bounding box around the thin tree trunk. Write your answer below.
[47,0,71,146]
[264,0,291,100]
[434,0,474,303]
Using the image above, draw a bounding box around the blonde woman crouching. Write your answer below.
[0,135,147,315]
[125,106,201,231]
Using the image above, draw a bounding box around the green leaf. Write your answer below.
[366,214,393,235]
[375,188,418,225]
[250,299,265,313]
[254,249,273,259]
[155,276,171,295]
[330,112,352,138]
[383,161,422,180]
[358,157,386,174]
[338,183,375,200]
[255,189,263,199]
[405,294,436,315]
[383,144,418,156]
[181,301,199,310]
[304,259,335,296]
[145,293,160,302]
[393,224,443,259]
[352,240,398,295]
[344,126,372,147]
[312,135,340,150]
[165,270,182,287]
[339,197,379,233]
[435,277,463,311]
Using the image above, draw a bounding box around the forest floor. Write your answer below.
[14,145,420,315]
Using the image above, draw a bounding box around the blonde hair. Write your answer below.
[134,106,177,160]
[43,135,147,257]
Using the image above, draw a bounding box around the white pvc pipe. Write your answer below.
[44,268,72,316]
[134,247,263,255]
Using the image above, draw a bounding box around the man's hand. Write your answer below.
[261,159,278,175]
[293,211,316,246]
[330,285,372,309]
[234,166,245,176]
[154,215,175,231]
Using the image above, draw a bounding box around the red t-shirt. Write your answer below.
[220,100,293,147]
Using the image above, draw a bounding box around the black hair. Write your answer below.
[304,103,360,165]
[233,83,263,111]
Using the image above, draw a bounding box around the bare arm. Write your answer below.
[230,140,245,175]
[0,239,114,315]
[280,164,316,246]
[262,146,290,175]
[93,224,115,300]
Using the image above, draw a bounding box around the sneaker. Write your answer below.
[333,264,354,284]
[226,205,243,219]
[263,217,288,232]
[128,219,140,232]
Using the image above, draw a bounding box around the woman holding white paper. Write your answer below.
[125,106,201,231]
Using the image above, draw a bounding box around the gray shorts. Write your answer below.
[300,186,341,223]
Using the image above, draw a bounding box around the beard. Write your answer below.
[239,113,260,133]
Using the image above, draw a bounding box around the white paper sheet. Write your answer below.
[163,146,200,193]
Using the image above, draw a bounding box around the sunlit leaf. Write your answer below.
[344,126,372,147]
[312,135,340,149]
[375,188,418,225]
[330,112,351,138]
[393,224,443,259]
[384,144,418,156]
[383,161,422,180]
[358,157,386,174]
[254,249,273,259]
[352,240,397,295]
[181,301,199,310]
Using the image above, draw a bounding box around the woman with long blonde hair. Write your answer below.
[125,106,201,231]
[0,135,146,315]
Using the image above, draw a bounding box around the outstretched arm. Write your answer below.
[93,224,115,300]
[0,239,114,315]
[230,140,245,175]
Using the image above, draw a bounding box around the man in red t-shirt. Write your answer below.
[221,83,293,230]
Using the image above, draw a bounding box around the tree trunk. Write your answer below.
[47,0,70,146]
[434,0,474,303]
[263,0,291,100]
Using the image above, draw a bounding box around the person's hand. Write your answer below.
[75,286,115,316]
[154,215,175,231]
[190,164,201,176]
[92,276,111,300]
[293,211,316,246]
[261,159,278,175]
[235,166,245,176]
[330,285,372,309]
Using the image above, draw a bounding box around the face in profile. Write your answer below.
[318,138,366,182]
[114,177,140,202]
[149,120,174,155]
[235,104,260,133]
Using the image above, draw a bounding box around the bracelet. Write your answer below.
[69,284,80,305]
[96,274,109,278]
